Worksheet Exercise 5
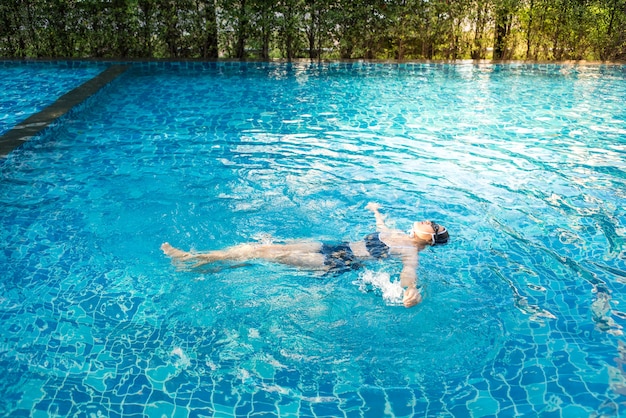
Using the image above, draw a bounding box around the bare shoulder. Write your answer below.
[379,230,416,249]
[380,229,408,239]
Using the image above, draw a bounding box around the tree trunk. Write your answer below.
[525,0,534,59]
[203,0,218,58]
[493,9,509,59]
[139,0,154,57]
[472,3,485,59]
[602,0,618,59]
[235,0,247,59]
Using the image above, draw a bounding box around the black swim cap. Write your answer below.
[434,228,449,244]
[431,222,449,245]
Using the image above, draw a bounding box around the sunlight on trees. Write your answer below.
[0,0,624,60]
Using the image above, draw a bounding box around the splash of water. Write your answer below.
[354,270,404,306]
[170,347,191,369]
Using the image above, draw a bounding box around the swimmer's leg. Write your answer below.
[161,242,196,261]
[161,242,326,269]
[161,242,252,267]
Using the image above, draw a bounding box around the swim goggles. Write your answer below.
[426,221,447,245]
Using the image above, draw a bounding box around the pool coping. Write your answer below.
[0,64,129,158]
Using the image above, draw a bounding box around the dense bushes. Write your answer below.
[1,0,624,61]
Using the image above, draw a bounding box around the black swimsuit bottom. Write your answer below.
[321,232,390,274]
[321,243,361,274]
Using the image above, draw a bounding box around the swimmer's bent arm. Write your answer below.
[365,202,391,232]
[400,252,422,308]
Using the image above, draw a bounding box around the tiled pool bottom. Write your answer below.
[1,61,625,417]
[1,265,505,417]
[3,282,619,418]
[6,279,614,418]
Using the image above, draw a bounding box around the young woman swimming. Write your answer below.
[161,202,449,308]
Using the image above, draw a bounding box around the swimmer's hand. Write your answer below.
[403,287,422,308]
[366,202,390,231]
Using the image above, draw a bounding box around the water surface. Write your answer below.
[0,62,625,417]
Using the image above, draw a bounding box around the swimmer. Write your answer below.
[161,202,449,308]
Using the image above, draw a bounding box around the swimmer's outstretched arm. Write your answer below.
[399,251,421,308]
[365,202,391,232]
[366,202,421,307]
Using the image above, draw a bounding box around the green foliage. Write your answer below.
[0,0,623,60]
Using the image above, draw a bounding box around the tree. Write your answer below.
[303,0,333,60]
[1,0,624,60]
[189,0,219,59]
[277,0,305,60]
[138,0,158,57]
[493,0,517,60]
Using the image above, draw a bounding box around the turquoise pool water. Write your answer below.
[0,62,104,136]
[1,62,625,417]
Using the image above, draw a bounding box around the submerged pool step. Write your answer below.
[0,64,129,158]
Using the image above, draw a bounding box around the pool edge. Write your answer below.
[0,65,129,159]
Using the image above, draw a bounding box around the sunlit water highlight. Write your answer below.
[0,62,625,417]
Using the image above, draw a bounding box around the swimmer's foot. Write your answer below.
[161,242,195,261]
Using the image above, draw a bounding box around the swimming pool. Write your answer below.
[0,61,625,417]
